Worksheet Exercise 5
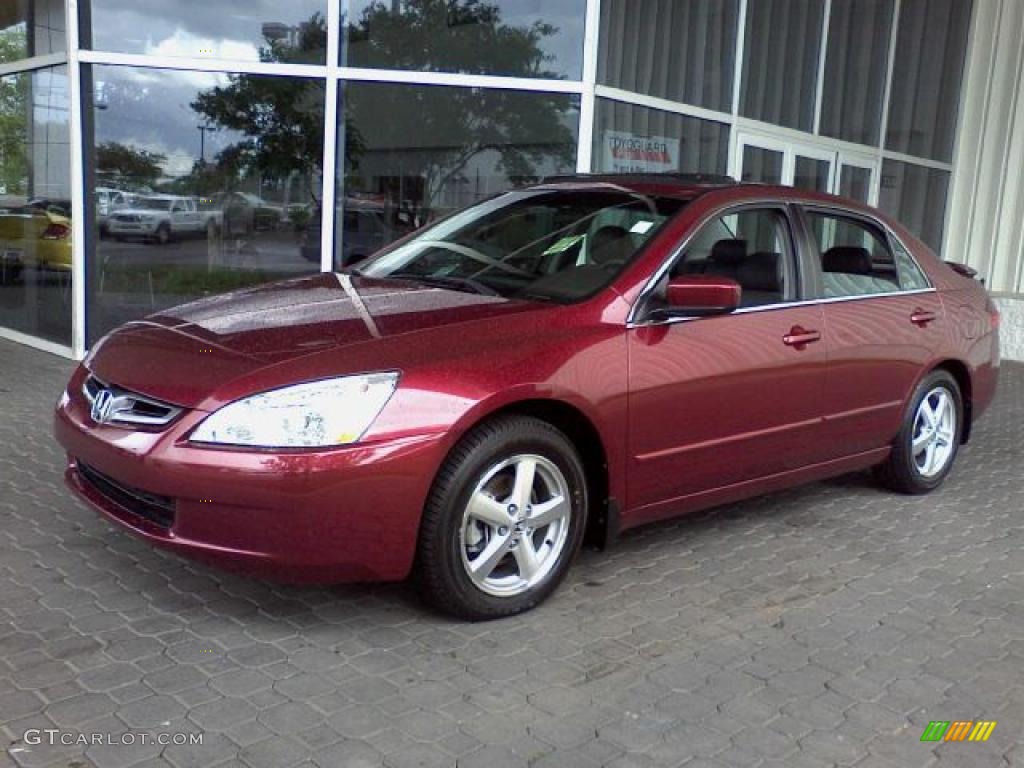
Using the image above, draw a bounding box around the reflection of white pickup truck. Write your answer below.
[107,194,221,244]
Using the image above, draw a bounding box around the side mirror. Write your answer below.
[660,275,742,317]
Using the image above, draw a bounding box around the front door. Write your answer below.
[626,205,827,523]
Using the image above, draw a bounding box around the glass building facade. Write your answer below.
[0,0,974,357]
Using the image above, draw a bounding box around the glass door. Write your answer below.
[738,135,786,185]
[836,154,879,203]
[734,133,879,204]
[793,149,836,194]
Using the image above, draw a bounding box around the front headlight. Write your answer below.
[189,372,399,448]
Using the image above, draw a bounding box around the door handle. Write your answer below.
[783,326,822,349]
[910,308,937,327]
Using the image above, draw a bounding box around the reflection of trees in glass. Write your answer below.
[0,21,27,64]
[345,85,575,219]
[188,14,328,203]
[96,142,165,190]
[345,0,561,76]
[0,31,28,195]
[343,1,575,217]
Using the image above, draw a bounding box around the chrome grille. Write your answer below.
[82,374,183,428]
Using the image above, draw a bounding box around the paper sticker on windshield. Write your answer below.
[543,235,585,255]
[631,221,655,235]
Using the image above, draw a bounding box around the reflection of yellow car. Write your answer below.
[0,205,72,282]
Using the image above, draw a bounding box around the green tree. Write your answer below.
[190,13,329,191]
[342,0,574,216]
[96,141,166,189]
[346,0,560,77]
[189,3,574,218]
[0,30,29,196]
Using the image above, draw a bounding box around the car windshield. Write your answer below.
[138,198,174,211]
[358,188,687,302]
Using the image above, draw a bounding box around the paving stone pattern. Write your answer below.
[1,339,1021,767]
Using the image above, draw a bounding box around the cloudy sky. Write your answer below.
[86,0,585,77]
[85,1,586,183]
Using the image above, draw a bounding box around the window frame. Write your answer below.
[629,200,806,325]
[794,203,934,299]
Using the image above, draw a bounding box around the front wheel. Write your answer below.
[876,370,963,494]
[416,416,587,620]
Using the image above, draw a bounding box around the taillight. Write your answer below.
[41,223,70,240]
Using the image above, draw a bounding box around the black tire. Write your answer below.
[416,415,587,620]
[875,370,963,494]
[155,223,171,245]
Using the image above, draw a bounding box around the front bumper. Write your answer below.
[108,221,159,236]
[54,367,447,583]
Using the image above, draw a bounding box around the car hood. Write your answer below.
[86,273,542,408]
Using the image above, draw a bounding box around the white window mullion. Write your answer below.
[813,0,833,135]
[732,0,748,119]
[66,0,87,359]
[874,0,903,205]
[321,0,342,273]
[76,49,328,79]
[576,0,602,173]
[0,52,68,77]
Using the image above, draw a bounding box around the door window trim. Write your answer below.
[627,198,936,329]
[795,203,934,297]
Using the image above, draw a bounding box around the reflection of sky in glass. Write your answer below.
[90,66,243,181]
[86,0,326,62]
[343,0,585,78]
[83,0,584,79]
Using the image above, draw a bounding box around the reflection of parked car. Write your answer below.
[0,204,72,283]
[222,192,285,237]
[300,202,393,266]
[95,187,133,237]
[107,195,220,244]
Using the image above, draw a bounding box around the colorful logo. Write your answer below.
[920,721,997,742]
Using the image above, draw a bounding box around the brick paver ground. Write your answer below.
[1,338,1021,768]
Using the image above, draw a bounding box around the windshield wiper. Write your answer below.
[389,272,500,297]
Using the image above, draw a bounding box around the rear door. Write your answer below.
[626,204,827,522]
[797,206,945,459]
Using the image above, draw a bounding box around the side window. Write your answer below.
[892,239,931,290]
[806,212,900,298]
[670,208,793,308]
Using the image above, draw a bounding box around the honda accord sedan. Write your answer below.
[54,175,1000,619]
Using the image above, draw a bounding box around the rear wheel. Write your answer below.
[155,223,171,245]
[417,416,587,620]
[876,370,962,494]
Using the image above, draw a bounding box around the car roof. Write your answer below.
[532,173,883,217]
[537,173,737,199]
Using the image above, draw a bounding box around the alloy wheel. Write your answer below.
[459,454,571,597]
[912,386,957,478]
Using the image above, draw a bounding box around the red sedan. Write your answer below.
[55,176,1000,619]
